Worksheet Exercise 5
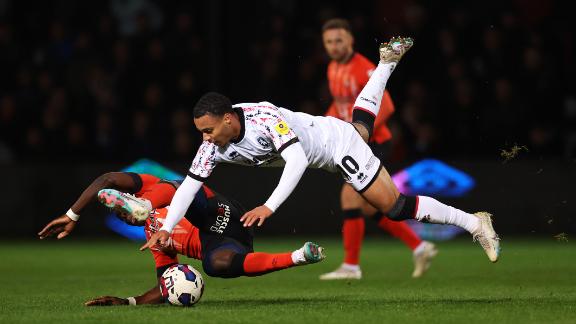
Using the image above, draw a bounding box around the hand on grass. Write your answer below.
[85,296,128,306]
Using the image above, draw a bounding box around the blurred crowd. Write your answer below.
[0,0,574,164]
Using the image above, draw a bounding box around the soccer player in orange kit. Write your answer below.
[38,172,325,306]
[319,18,437,280]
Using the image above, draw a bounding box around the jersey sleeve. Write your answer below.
[188,141,218,181]
[257,105,299,153]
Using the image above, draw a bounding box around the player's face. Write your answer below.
[323,28,354,63]
[195,113,235,147]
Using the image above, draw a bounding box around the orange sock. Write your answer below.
[343,217,365,265]
[378,217,421,250]
[140,182,177,209]
[243,252,294,276]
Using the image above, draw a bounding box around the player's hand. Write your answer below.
[85,296,128,306]
[140,230,170,251]
[38,215,77,240]
[240,205,273,227]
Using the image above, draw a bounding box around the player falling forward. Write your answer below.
[320,18,436,280]
[38,172,325,306]
[142,37,500,267]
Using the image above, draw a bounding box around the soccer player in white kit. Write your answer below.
[141,37,501,264]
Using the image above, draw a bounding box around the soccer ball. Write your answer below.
[160,264,205,306]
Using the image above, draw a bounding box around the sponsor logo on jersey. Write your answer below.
[365,156,377,170]
[359,96,377,106]
[210,202,231,234]
[357,172,368,183]
[228,151,240,159]
[257,137,270,148]
[274,121,290,135]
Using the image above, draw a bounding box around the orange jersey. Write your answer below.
[326,52,395,144]
[144,207,203,268]
[133,174,213,269]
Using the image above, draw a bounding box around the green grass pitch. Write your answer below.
[1,237,575,323]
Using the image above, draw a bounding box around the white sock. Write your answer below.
[291,248,305,265]
[413,241,427,255]
[341,263,361,271]
[415,196,480,234]
[352,62,396,116]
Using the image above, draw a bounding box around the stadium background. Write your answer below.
[0,0,574,239]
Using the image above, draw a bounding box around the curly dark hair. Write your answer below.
[193,92,233,118]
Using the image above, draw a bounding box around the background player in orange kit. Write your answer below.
[38,172,325,306]
[319,18,437,280]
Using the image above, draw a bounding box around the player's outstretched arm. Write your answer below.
[140,176,203,251]
[85,285,163,306]
[38,172,138,240]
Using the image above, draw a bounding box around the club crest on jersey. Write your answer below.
[257,137,270,148]
[274,121,290,135]
[228,151,240,159]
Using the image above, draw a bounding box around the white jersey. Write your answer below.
[161,100,381,236]
[188,102,350,180]
[188,101,381,191]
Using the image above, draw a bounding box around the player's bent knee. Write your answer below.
[203,250,246,278]
[351,123,370,143]
[352,109,374,142]
[386,194,417,221]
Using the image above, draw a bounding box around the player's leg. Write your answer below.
[243,242,326,277]
[352,37,413,142]
[202,238,325,278]
[360,169,500,262]
[97,179,176,220]
[335,131,500,262]
[320,184,365,280]
[361,142,437,277]
[370,212,438,278]
[139,180,178,209]
[96,174,177,220]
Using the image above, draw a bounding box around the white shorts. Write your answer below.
[333,123,382,192]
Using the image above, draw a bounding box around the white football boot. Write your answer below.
[319,264,362,280]
[379,36,414,64]
[472,212,501,262]
[412,241,438,278]
[293,242,326,265]
[98,188,152,221]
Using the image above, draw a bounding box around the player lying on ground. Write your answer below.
[143,36,500,264]
[38,172,325,306]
